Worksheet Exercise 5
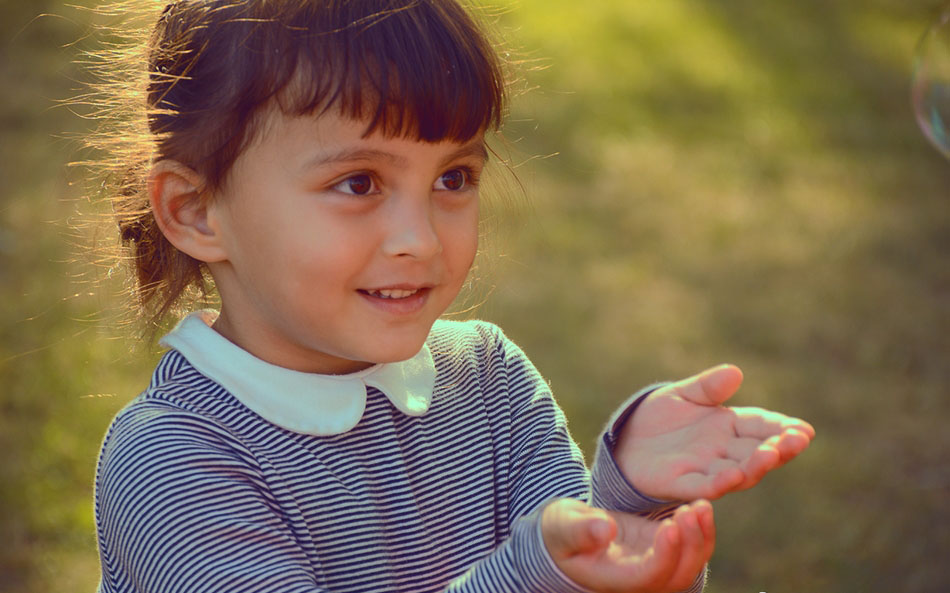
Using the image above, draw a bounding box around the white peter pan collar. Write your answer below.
[159,311,436,436]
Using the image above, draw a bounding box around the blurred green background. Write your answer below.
[1,0,948,591]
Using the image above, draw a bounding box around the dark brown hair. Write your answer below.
[87,0,508,332]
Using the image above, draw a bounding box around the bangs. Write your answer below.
[285,2,505,141]
[148,0,506,189]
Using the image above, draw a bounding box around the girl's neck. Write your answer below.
[211,307,376,375]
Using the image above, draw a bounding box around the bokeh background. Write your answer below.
[2,0,948,591]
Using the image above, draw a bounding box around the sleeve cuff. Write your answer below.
[590,384,680,516]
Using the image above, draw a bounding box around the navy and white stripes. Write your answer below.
[94,319,704,592]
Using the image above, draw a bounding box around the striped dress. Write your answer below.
[94,317,704,592]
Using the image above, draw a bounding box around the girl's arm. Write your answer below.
[482,323,710,593]
[95,396,690,593]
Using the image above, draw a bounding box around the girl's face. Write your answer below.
[206,109,485,374]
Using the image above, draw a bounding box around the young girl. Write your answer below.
[91,1,815,592]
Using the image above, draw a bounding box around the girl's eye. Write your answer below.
[334,174,377,196]
[434,168,468,191]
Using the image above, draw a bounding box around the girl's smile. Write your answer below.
[358,285,432,314]
[202,108,486,375]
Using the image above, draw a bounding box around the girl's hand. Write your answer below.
[616,365,815,502]
[542,498,714,593]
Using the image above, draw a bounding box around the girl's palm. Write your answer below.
[543,498,714,593]
[616,365,815,502]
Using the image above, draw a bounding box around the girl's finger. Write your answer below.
[733,407,815,440]
[696,499,716,562]
[637,518,683,589]
[724,436,765,464]
[703,459,749,498]
[671,468,743,501]
[739,440,782,487]
[708,465,746,498]
[661,504,709,591]
[725,430,811,485]
[775,429,812,463]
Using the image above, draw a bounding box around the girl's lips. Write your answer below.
[357,286,432,315]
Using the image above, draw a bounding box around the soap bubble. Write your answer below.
[912,8,950,159]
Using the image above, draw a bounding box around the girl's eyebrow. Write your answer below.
[440,141,490,167]
[304,141,489,170]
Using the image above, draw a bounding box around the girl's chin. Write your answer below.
[360,334,432,365]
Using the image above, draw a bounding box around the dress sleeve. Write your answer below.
[484,324,592,517]
[433,323,598,591]
[95,404,325,593]
[479,323,672,517]
[477,326,706,593]
[441,508,595,593]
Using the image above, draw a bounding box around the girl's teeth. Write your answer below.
[370,288,419,299]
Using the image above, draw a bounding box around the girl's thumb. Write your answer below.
[583,515,615,552]
[674,364,744,406]
[543,500,614,558]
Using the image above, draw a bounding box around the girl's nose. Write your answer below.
[381,198,443,260]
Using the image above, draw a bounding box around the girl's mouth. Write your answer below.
[357,287,432,315]
[361,288,421,299]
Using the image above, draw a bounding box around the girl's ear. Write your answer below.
[148,160,228,263]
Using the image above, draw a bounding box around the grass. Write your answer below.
[1,1,948,592]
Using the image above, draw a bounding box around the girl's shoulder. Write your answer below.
[428,317,505,349]
[428,318,544,388]
[427,318,521,368]
[95,365,259,505]
[428,317,530,353]
[99,350,249,460]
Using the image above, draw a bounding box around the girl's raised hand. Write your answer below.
[542,498,714,593]
[615,365,815,502]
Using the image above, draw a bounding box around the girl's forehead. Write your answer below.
[248,107,488,167]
